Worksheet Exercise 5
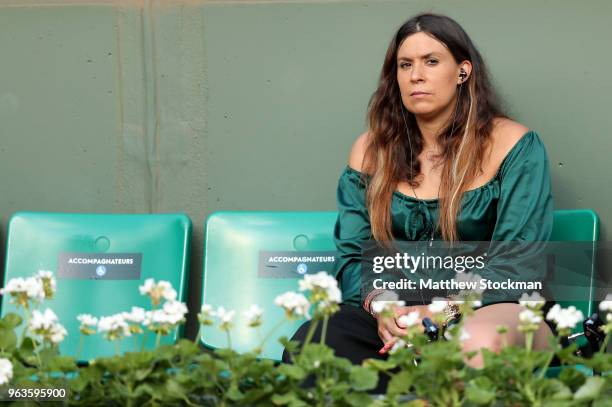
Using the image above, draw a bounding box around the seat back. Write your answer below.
[201,211,337,360]
[549,209,599,328]
[0,212,191,361]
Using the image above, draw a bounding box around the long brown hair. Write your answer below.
[362,13,507,243]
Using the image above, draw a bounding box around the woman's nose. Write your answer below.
[410,63,425,82]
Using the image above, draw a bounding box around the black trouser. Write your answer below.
[283,303,561,394]
[282,304,391,393]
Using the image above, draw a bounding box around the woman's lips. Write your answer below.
[410,92,430,98]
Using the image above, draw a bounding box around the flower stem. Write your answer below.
[141,332,148,351]
[19,307,32,347]
[75,334,84,361]
[525,332,533,353]
[155,331,161,348]
[225,330,232,349]
[320,316,329,345]
[303,319,320,347]
[257,319,285,353]
[115,340,121,356]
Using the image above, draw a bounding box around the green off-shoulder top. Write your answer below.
[333,130,554,307]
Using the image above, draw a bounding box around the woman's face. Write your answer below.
[396,32,469,119]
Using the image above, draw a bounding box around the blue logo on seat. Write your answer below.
[95,265,107,277]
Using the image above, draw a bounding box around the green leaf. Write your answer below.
[164,379,187,400]
[18,337,37,365]
[132,383,156,399]
[559,367,587,390]
[349,366,378,391]
[574,376,606,401]
[48,355,77,372]
[0,327,17,350]
[363,358,397,371]
[344,392,374,406]
[465,378,496,405]
[399,401,428,407]
[387,370,413,395]
[0,312,23,329]
[277,364,306,380]
[271,392,299,405]
[545,379,573,401]
[38,346,60,366]
[593,394,612,407]
[226,384,244,401]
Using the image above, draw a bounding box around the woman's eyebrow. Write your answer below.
[397,52,441,61]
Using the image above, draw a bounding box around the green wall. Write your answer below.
[1,0,611,338]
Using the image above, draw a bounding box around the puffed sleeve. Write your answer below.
[477,130,554,305]
[332,166,372,307]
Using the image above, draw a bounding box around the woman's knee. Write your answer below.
[461,325,504,354]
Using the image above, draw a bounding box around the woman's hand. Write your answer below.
[376,304,432,354]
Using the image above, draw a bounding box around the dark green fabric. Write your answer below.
[332,130,554,307]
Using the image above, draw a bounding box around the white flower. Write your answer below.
[144,301,188,328]
[158,281,177,301]
[0,277,45,304]
[454,273,486,294]
[49,324,68,344]
[200,304,215,317]
[449,294,482,309]
[519,309,542,325]
[77,314,98,327]
[313,360,321,368]
[29,308,67,344]
[444,327,471,342]
[98,314,131,339]
[77,313,98,335]
[163,300,188,322]
[599,294,612,313]
[138,279,177,305]
[122,307,146,324]
[322,285,342,305]
[0,358,13,386]
[546,305,584,330]
[138,279,155,295]
[397,311,420,328]
[198,304,215,326]
[389,339,413,354]
[371,300,405,315]
[299,272,342,310]
[519,292,546,310]
[243,304,263,327]
[298,272,337,291]
[216,306,235,323]
[275,291,311,320]
[30,308,59,331]
[428,297,448,314]
[36,270,56,299]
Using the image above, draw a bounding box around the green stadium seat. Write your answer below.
[545,209,600,377]
[0,212,191,362]
[201,211,337,360]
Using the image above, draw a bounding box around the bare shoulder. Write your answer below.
[490,118,530,157]
[348,131,372,173]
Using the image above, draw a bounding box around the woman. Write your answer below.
[283,12,557,380]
